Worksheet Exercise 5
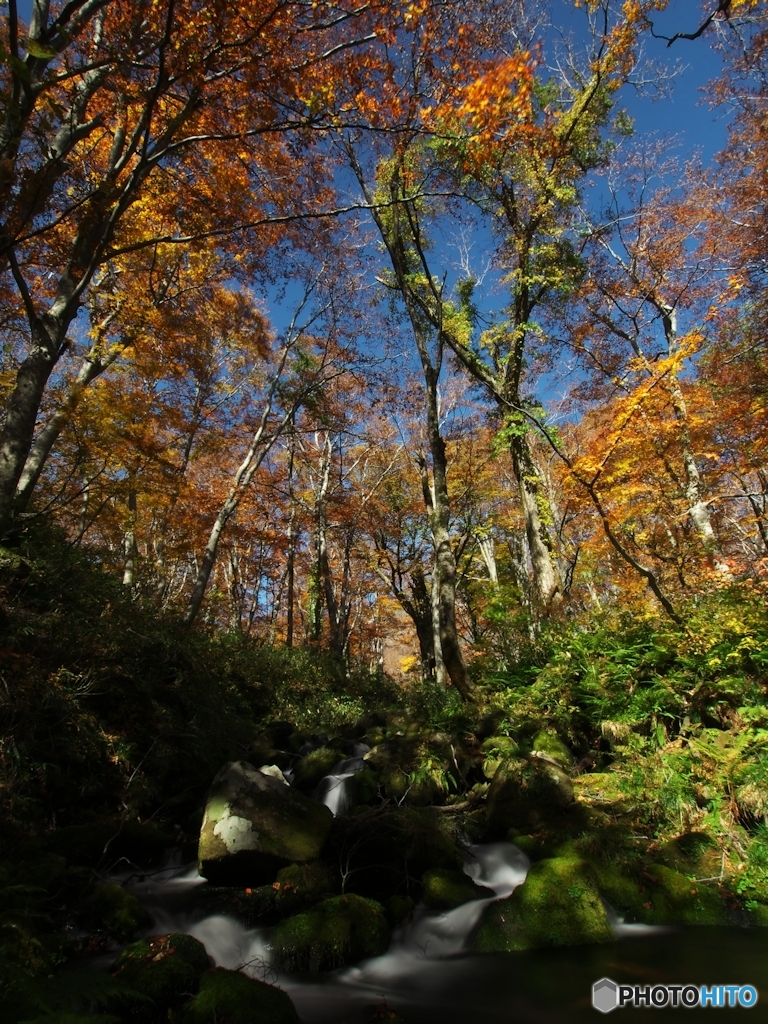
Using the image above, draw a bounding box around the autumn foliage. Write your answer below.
[0,0,766,678]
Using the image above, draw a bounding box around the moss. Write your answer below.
[481,736,519,779]
[84,882,152,941]
[507,833,550,861]
[10,852,68,896]
[748,902,768,926]
[177,967,299,1024]
[291,748,340,792]
[656,832,720,876]
[487,757,574,834]
[531,730,573,768]
[421,868,487,910]
[111,933,210,1021]
[472,856,613,952]
[276,860,335,895]
[592,863,648,922]
[270,894,390,973]
[643,864,727,925]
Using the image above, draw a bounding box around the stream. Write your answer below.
[117,843,768,1023]
[103,760,768,1022]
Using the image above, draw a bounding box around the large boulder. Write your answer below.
[471,856,613,952]
[198,761,333,886]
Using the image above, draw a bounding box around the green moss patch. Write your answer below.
[270,894,390,973]
[472,856,613,952]
[421,868,489,910]
[291,748,341,792]
[178,967,299,1024]
[643,864,727,925]
[111,933,210,1021]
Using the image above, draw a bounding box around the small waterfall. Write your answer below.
[372,841,530,962]
[314,743,369,817]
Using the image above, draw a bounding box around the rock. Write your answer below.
[111,933,211,1022]
[257,765,289,785]
[487,756,574,833]
[272,861,337,915]
[531,730,574,769]
[84,882,151,941]
[421,868,491,910]
[198,761,333,886]
[270,894,390,973]
[364,736,452,807]
[178,967,299,1024]
[591,862,648,923]
[471,856,613,951]
[291,748,341,793]
[480,736,519,780]
[641,864,727,925]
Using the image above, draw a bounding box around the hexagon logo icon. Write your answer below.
[593,977,619,1014]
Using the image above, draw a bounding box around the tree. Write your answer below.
[0,0,381,536]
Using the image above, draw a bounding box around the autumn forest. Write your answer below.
[2,0,768,1020]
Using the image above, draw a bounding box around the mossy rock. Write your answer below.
[111,933,211,1021]
[531,731,573,769]
[481,736,519,780]
[364,737,447,807]
[591,863,648,922]
[198,761,333,886]
[748,902,768,926]
[471,856,613,952]
[84,882,152,941]
[291,748,341,793]
[487,757,574,834]
[270,894,390,973]
[643,864,727,925]
[177,967,299,1024]
[421,868,489,910]
[507,833,552,861]
[656,832,720,877]
[273,861,337,914]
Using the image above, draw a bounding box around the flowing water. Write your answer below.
[313,743,370,817]
[116,844,768,1023]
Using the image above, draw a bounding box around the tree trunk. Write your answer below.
[14,339,125,513]
[510,429,562,611]
[417,368,475,702]
[0,318,63,535]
